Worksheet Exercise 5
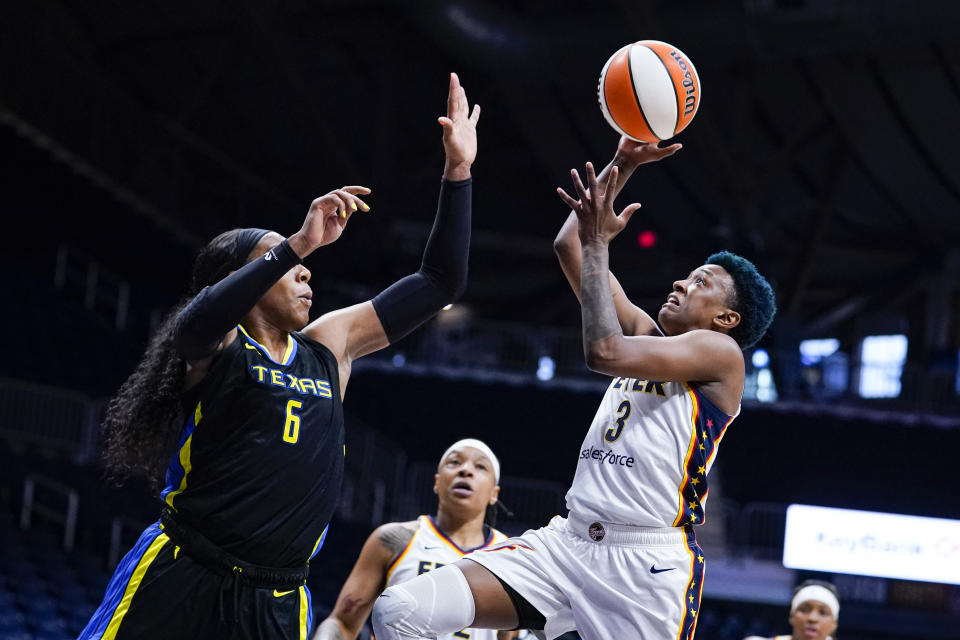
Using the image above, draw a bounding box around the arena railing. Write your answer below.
[0,378,101,462]
[730,502,788,560]
[21,472,79,551]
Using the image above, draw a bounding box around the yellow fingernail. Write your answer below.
[351,202,357,211]
[363,204,370,211]
[341,211,347,218]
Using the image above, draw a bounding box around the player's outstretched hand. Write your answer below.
[287,186,372,257]
[557,162,641,247]
[439,72,481,181]
[614,135,681,168]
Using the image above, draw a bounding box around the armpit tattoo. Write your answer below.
[378,521,416,555]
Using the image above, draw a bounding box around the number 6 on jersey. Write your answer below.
[283,399,303,444]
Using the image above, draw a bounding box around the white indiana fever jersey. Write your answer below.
[385,515,508,640]
[565,376,738,528]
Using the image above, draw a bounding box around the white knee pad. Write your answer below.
[372,564,477,639]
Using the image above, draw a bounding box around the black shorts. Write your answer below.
[79,522,312,640]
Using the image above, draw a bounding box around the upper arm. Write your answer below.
[302,301,389,392]
[554,215,661,337]
[182,329,238,391]
[586,329,744,385]
[325,526,401,637]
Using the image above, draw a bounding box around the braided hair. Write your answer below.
[101,228,269,489]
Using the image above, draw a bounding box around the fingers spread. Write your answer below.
[556,187,580,211]
[570,168,589,201]
[584,162,598,194]
[619,202,642,224]
[602,166,619,205]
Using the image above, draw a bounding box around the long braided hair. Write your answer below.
[101,228,268,489]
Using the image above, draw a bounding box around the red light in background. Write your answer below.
[637,230,657,248]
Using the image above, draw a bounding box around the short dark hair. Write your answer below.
[706,251,776,349]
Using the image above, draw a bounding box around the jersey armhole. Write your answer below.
[292,331,342,399]
[688,385,735,422]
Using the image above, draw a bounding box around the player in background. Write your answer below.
[81,73,480,640]
[743,580,839,640]
[370,138,776,640]
[314,439,518,640]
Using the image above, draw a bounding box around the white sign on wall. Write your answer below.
[783,504,960,585]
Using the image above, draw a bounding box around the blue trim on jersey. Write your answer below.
[426,515,495,553]
[79,522,164,639]
[237,324,299,366]
[678,526,705,640]
[305,585,314,636]
[309,524,330,560]
[160,409,199,503]
[677,388,734,526]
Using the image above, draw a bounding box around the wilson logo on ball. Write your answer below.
[598,40,701,142]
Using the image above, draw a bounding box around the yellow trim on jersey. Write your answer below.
[281,335,295,365]
[385,526,419,584]
[672,384,700,527]
[298,586,309,640]
[238,324,295,365]
[102,533,170,639]
[164,402,201,509]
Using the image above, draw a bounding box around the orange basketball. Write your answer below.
[598,40,701,142]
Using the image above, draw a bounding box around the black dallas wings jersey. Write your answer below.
[161,325,343,568]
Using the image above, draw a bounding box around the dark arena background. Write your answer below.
[2,1,960,639]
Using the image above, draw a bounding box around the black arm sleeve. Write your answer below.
[172,240,302,360]
[371,178,471,344]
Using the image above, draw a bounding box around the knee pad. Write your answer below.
[372,564,476,639]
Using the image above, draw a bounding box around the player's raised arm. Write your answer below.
[553,137,679,337]
[313,522,417,640]
[304,72,480,396]
[171,187,370,387]
[558,162,744,391]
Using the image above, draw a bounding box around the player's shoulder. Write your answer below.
[292,330,339,364]
[372,519,419,556]
[684,328,743,354]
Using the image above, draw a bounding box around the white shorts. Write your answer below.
[464,513,704,640]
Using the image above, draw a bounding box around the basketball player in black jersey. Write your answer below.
[81,73,481,640]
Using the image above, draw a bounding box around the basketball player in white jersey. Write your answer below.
[313,439,517,640]
[743,580,839,640]
[370,137,776,640]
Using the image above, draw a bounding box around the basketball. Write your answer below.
[597,40,701,142]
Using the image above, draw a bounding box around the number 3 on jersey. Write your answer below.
[604,400,631,443]
[283,399,302,444]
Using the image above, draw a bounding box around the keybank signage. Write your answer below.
[783,504,960,585]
